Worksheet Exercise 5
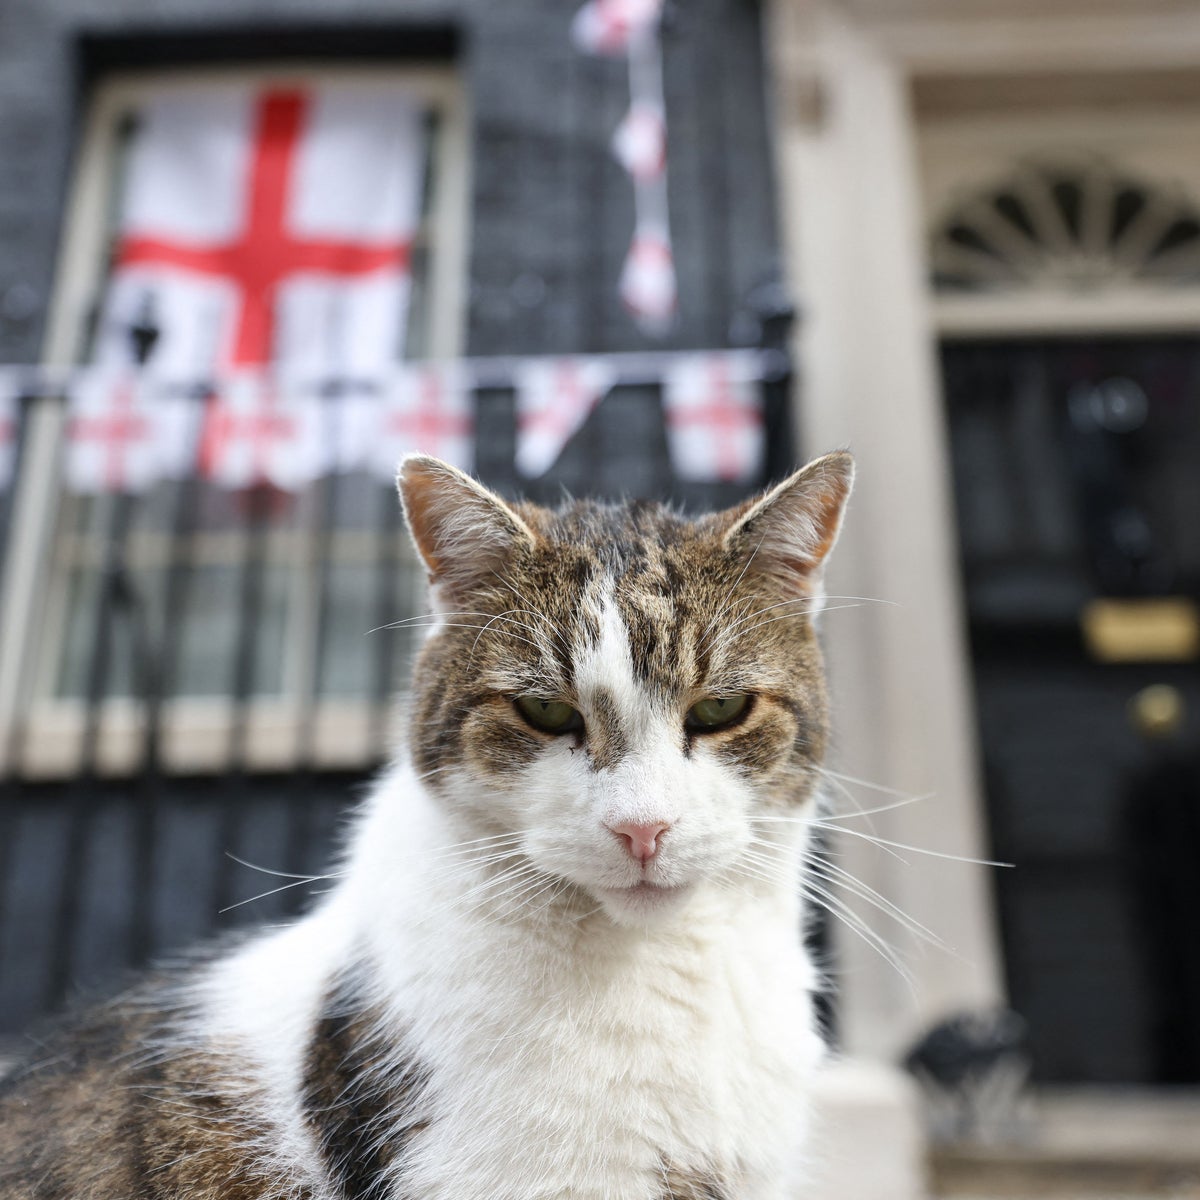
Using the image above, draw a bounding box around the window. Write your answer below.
[0,66,469,777]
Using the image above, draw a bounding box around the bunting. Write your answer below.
[573,0,676,333]
[24,350,774,494]
[662,354,764,484]
[199,374,325,492]
[0,380,16,494]
[372,364,474,478]
[514,357,617,477]
[64,371,195,495]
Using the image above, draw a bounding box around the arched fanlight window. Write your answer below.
[931,162,1200,293]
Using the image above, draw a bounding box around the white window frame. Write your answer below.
[0,64,469,778]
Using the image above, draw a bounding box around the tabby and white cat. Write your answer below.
[0,450,854,1200]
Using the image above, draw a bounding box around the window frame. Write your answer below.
[0,63,468,778]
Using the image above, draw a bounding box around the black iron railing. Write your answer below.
[0,352,794,1038]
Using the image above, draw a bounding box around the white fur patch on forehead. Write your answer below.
[571,584,647,729]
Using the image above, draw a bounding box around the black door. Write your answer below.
[943,338,1200,1084]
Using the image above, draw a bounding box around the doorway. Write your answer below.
[942,337,1200,1083]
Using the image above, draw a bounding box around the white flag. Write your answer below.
[612,103,666,181]
[515,357,617,478]
[662,354,764,484]
[368,364,474,480]
[94,83,426,376]
[571,0,663,55]
[0,376,18,494]
[620,231,676,331]
[322,387,383,476]
[63,370,195,494]
[199,372,326,492]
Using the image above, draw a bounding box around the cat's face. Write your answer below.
[399,455,852,926]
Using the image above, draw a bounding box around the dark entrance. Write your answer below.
[942,338,1200,1084]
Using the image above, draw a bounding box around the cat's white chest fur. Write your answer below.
[208,770,824,1200]
[395,890,822,1200]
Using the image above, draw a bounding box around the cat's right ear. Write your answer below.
[397,455,538,607]
[718,451,854,594]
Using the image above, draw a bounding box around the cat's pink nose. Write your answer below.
[608,821,670,862]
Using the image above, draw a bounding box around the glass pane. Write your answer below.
[175,560,289,698]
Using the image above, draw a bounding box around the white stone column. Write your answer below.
[769,0,1005,1060]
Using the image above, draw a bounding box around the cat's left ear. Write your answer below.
[398,455,538,608]
[719,451,854,592]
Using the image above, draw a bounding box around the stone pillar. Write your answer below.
[768,0,1005,1060]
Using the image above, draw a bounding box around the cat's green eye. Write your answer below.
[514,696,584,735]
[686,694,751,731]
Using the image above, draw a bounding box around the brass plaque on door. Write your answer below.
[1081,597,1200,663]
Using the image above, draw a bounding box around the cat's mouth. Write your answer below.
[596,878,693,916]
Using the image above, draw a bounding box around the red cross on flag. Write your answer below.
[0,379,17,493]
[362,364,474,479]
[63,370,196,494]
[514,357,618,478]
[199,373,326,492]
[662,354,764,484]
[94,84,426,376]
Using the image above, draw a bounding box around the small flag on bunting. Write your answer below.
[514,357,617,478]
[662,354,764,484]
[619,231,676,331]
[571,0,662,55]
[371,363,474,479]
[0,379,17,494]
[64,371,194,494]
[199,373,326,492]
[612,102,667,181]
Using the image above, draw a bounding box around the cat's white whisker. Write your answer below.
[818,764,922,796]
[722,603,865,644]
[223,852,346,882]
[699,593,820,657]
[802,853,948,950]
[797,873,918,991]
[818,793,932,823]
[806,820,1015,868]
[219,874,336,913]
[810,771,910,851]
[696,532,768,649]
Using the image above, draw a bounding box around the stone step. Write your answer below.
[930,1087,1200,1198]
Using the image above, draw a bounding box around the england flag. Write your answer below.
[92,83,427,377]
[64,371,196,494]
[515,357,617,477]
[367,364,474,480]
[662,353,764,484]
[199,372,326,492]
